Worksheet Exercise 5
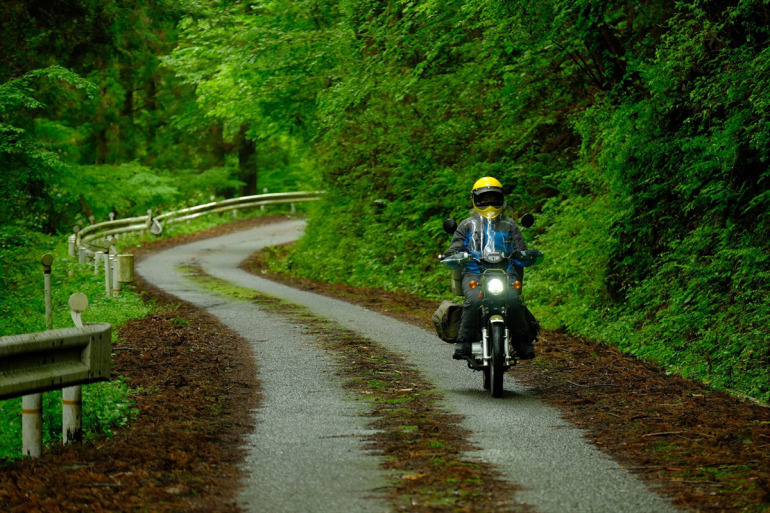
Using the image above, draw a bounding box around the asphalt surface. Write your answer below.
[137,219,680,513]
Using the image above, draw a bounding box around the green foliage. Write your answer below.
[266,0,769,402]
[553,0,770,401]
[0,66,96,233]
[3,0,768,409]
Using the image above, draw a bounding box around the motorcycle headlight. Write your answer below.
[486,278,505,295]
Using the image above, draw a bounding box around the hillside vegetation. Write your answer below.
[2,0,768,401]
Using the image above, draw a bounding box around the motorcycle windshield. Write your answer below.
[466,216,516,264]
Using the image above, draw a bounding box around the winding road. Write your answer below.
[136,219,680,513]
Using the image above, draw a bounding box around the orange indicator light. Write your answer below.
[469,280,478,289]
[513,281,522,290]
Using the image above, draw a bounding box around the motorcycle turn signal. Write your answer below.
[512,280,522,290]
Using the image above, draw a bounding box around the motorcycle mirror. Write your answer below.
[520,213,535,228]
[443,219,458,234]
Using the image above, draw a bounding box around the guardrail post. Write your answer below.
[112,255,121,295]
[63,294,88,444]
[107,238,119,295]
[117,254,135,287]
[62,386,82,444]
[104,253,112,298]
[94,251,103,274]
[22,394,42,457]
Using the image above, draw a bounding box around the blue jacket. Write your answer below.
[447,213,527,274]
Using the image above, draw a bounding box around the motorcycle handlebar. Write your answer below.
[440,250,544,267]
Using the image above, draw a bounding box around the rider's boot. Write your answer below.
[517,342,536,360]
[453,340,472,360]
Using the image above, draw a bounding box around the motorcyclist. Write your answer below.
[446,176,536,361]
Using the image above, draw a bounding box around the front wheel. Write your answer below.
[489,323,505,397]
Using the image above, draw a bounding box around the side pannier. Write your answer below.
[431,300,463,343]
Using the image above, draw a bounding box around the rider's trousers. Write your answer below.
[457,273,532,348]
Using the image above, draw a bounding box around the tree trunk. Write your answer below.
[237,124,257,196]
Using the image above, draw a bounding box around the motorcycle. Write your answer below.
[439,213,543,397]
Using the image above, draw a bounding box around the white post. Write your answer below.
[117,254,135,285]
[63,293,88,444]
[62,386,82,444]
[22,394,42,458]
[68,235,76,257]
[94,251,103,274]
[104,254,112,297]
[112,256,121,295]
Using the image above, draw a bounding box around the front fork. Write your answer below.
[475,317,515,366]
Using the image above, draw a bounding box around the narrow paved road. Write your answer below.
[137,219,680,513]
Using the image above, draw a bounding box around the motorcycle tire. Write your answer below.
[490,323,505,397]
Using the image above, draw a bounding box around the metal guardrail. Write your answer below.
[0,323,111,401]
[1,292,111,457]
[73,190,323,255]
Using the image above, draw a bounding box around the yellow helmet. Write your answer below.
[471,177,505,218]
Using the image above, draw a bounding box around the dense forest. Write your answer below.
[1,0,768,401]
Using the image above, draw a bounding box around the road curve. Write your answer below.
[137,219,680,513]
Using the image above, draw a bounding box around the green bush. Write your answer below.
[276,0,770,403]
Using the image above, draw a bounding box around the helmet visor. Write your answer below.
[474,191,504,208]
